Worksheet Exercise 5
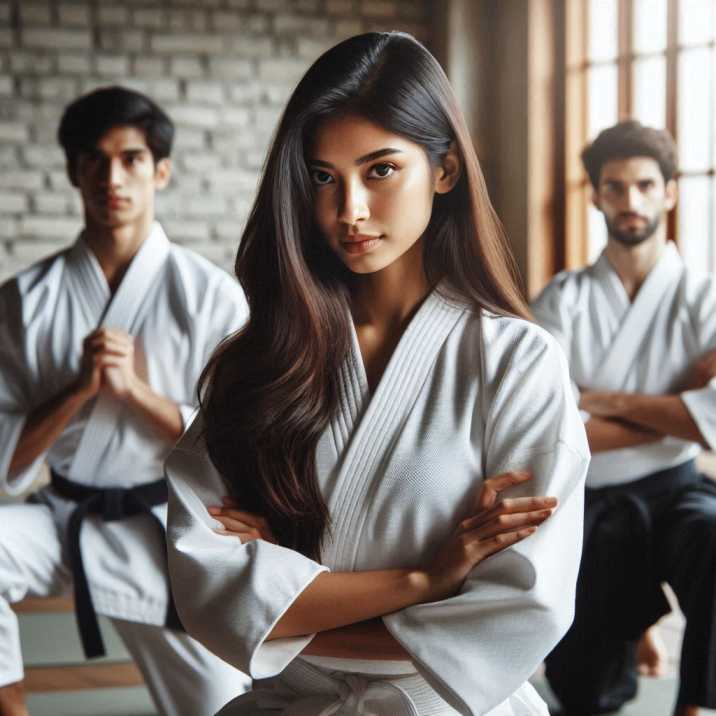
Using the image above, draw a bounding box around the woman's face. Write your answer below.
[308,114,457,275]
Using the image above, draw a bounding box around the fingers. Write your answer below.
[578,392,595,410]
[482,470,532,493]
[209,501,260,542]
[476,470,531,511]
[210,501,270,531]
[212,527,261,544]
[95,355,130,369]
[207,502,276,543]
[90,337,132,356]
[83,329,134,357]
[212,513,259,536]
[82,329,134,377]
[85,327,132,343]
[474,527,537,560]
[463,496,558,531]
[468,508,553,540]
[94,343,131,357]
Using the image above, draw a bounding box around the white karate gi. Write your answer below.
[0,223,250,715]
[532,242,716,487]
[166,285,590,716]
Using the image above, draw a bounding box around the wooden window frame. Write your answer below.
[560,0,688,270]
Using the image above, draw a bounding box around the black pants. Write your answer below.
[545,461,716,714]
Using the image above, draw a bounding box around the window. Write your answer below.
[564,0,716,271]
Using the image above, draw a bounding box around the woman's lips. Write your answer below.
[341,235,382,255]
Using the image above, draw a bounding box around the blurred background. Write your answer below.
[1,0,713,298]
[0,0,432,282]
[0,1,713,714]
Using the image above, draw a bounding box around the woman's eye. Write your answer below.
[310,169,334,186]
[368,163,396,179]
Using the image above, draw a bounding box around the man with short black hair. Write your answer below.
[533,120,716,716]
[0,86,249,716]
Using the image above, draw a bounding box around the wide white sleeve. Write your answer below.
[177,274,249,431]
[383,329,589,716]
[680,278,716,449]
[165,416,329,678]
[0,281,45,494]
[531,277,589,422]
[682,377,716,449]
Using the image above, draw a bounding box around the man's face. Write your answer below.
[593,156,676,247]
[71,125,170,230]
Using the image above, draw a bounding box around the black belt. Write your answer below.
[50,471,183,659]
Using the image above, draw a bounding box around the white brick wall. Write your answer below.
[0,0,433,283]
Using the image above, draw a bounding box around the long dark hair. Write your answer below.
[200,32,529,560]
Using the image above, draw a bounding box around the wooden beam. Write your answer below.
[564,0,590,269]
[618,0,634,118]
[526,0,560,295]
[666,0,679,245]
[13,597,74,614]
[24,662,143,692]
[12,595,145,694]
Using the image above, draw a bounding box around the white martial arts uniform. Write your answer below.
[532,242,716,712]
[166,285,590,716]
[0,223,250,715]
[532,242,716,487]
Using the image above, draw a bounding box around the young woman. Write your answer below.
[166,32,589,716]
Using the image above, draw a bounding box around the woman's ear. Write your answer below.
[434,142,461,195]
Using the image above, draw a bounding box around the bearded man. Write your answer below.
[533,121,716,716]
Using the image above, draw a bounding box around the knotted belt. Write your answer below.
[50,470,183,659]
[221,657,426,716]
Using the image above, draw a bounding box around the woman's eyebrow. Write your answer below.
[309,147,404,169]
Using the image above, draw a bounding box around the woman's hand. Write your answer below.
[421,470,557,602]
[207,497,277,544]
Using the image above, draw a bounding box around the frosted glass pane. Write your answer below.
[589,0,619,61]
[679,0,715,45]
[712,176,716,274]
[678,176,711,272]
[679,48,712,171]
[713,46,716,173]
[633,56,666,127]
[588,64,619,138]
[588,203,608,263]
[633,0,668,54]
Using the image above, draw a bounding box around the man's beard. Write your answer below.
[605,213,661,246]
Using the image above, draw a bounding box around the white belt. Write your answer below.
[250,657,440,715]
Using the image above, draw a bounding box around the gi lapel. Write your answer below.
[329,325,370,460]
[325,284,468,570]
[69,223,171,483]
[591,243,684,390]
[66,235,111,329]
